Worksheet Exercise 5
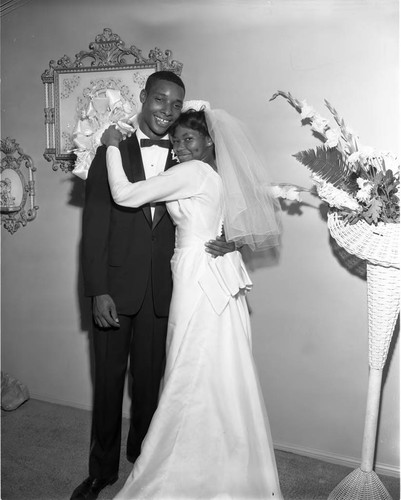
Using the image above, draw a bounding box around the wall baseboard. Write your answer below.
[31,394,399,479]
[274,442,400,478]
[30,393,93,412]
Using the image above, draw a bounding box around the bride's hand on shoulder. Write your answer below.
[101,125,123,148]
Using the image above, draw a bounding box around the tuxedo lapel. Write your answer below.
[152,149,178,229]
[121,134,152,226]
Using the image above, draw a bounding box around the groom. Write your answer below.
[71,71,233,500]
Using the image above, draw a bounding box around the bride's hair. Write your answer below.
[169,109,210,139]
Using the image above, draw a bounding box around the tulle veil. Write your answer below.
[182,100,281,251]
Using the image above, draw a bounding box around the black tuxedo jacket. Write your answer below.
[82,134,176,317]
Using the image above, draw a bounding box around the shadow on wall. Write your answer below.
[64,175,91,330]
[280,196,368,281]
[242,245,281,272]
[65,175,86,209]
[64,175,96,384]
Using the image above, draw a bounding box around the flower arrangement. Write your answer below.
[270,91,400,226]
[71,88,137,180]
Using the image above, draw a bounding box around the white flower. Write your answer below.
[355,177,374,202]
[348,152,360,164]
[270,184,302,201]
[358,146,376,167]
[117,113,138,136]
[347,151,364,173]
[171,150,178,162]
[347,147,388,173]
[310,115,329,135]
[300,100,316,120]
[71,149,93,180]
[355,146,385,172]
[325,128,341,148]
[382,153,400,174]
[345,126,356,136]
[71,90,138,179]
[312,175,360,210]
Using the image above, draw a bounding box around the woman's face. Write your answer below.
[170,125,214,164]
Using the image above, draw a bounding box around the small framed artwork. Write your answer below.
[1,168,24,213]
[1,138,38,234]
[41,28,183,174]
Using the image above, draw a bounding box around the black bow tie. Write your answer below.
[140,138,170,149]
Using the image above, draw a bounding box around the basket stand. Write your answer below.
[327,214,400,500]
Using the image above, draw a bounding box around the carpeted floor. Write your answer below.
[1,399,399,500]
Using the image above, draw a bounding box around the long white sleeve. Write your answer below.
[106,146,207,207]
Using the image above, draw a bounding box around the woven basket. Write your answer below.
[327,210,400,369]
[328,467,392,500]
[327,212,400,269]
[367,264,400,369]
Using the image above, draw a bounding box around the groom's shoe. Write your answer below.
[70,475,118,500]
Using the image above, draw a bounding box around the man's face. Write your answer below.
[139,80,185,139]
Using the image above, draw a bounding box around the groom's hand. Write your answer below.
[205,235,236,258]
[92,294,120,329]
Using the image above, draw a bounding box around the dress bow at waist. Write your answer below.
[198,251,252,315]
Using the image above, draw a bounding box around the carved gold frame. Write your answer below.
[41,28,183,173]
[1,137,38,234]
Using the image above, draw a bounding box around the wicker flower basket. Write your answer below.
[327,211,400,500]
[327,211,399,269]
[328,211,400,369]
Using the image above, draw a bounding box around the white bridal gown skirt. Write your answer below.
[115,247,282,500]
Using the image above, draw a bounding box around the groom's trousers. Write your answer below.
[88,276,168,480]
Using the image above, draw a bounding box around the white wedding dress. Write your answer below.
[106,147,282,500]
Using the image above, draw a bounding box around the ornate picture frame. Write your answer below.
[41,28,183,173]
[1,137,38,234]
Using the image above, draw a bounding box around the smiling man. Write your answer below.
[72,71,186,500]
[138,72,184,138]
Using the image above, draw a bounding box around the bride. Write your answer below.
[102,101,282,499]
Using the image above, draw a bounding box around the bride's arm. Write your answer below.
[106,146,202,208]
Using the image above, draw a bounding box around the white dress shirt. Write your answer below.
[136,129,169,219]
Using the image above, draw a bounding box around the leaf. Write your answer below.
[269,91,302,112]
[293,146,348,188]
[363,197,383,225]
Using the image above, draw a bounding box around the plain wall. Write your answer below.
[1,0,399,474]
